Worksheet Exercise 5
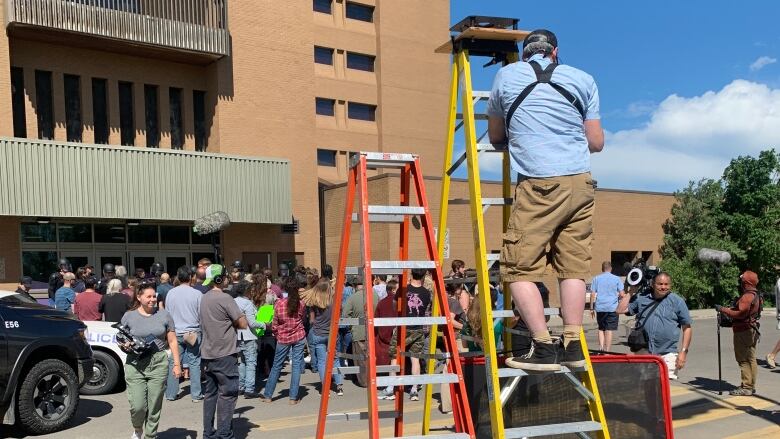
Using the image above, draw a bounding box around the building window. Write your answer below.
[314,46,334,65]
[347,52,375,72]
[169,87,183,150]
[348,102,376,121]
[64,74,82,142]
[92,78,109,144]
[193,90,207,152]
[317,149,337,167]
[313,0,331,14]
[128,224,158,243]
[94,224,126,243]
[144,84,160,148]
[160,225,190,244]
[118,81,135,146]
[57,223,92,243]
[316,97,335,116]
[346,2,374,22]
[11,67,26,138]
[22,251,58,283]
[21,223,56,242]
[35,70,54,140]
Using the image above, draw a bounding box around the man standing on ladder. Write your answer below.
[487,29,604,371]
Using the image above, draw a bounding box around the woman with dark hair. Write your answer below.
[302,277,344,396]
[260,276,306,404]
[120,282,181,439]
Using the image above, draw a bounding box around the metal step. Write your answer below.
[393,434,471,439]
[497,365,587,378]
[449,197,512,206]
[338,317,363,326]
[346,260,436,275]
[351,205,426,223]
[456,112,489,121]
[505,421,602,438]
[492,308,560,318]
[326,410,398,421]
[376,373,459,387]
[374,316,447,327]
[472,90,490,100]
[351,152,418,169]
[335,364,399,375]
[477,142,508,152]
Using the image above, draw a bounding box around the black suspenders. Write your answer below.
[504,61,587,130]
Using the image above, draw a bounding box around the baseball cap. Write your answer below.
[522,29,558,59]
[740,270,759,291]
[203,264,225,286]
[20,276,33,286]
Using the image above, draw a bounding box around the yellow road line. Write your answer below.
[724,425,780,438]
[310,421,456,439]
[673,395,778,429]
[668,385,693,397]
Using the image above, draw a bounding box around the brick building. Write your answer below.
[0,0,674,291]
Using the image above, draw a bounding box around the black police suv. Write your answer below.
[0,290,93,434]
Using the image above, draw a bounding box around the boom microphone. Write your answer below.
[193,211,231,236]
[697,248,731,265]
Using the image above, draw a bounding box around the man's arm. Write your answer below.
[676,324,692,370]
[721,293,752,319]
[488,116,507,144]
[584,119,604,153]
[615,290,631,314]
[233,315,248,330]
[589,291,597,318]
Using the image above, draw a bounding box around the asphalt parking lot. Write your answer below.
[2,313,779,438]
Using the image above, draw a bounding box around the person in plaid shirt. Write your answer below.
[260,277,306,404]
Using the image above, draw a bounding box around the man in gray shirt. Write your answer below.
[164,266,204,402]
[200,264,247,439]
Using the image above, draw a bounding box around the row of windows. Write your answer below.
[314,0,374,22]
[21,222,216,245]
[315,98,376,121]
[10,68,208,151]
[314,46,375,72]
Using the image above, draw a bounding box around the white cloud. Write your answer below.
[592,79,780,192]
[750,56,777,71]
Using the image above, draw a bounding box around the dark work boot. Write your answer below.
[505,341,561,372]
[560,339,586,369]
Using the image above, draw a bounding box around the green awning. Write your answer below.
[0,138,291,224]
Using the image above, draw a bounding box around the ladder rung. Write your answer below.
[491,308,560,318]
[456,112,489,120]
[449,197,512,206]
[326,410,398,421]
[505,421,602,438]
[336,352,365,361]
[394,434,471,439]
[374,316,447,327]
[345,261,437,275]
[496,365,587,378]
[351,206,426,223]
[351,152,417,169]
[401,351,451,360]
[472,90,491,99]
[335,365,400,375]
[338,318,363,326]
[477,142,508,152]
[376,373,459,387]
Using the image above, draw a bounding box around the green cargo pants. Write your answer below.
[125,350,169,438]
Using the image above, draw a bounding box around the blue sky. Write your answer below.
[450,1,780,192]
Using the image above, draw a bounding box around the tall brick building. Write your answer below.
[0,0,674,290]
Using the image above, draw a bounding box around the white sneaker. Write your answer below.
[767,353,777,369]
[131,431,142,439]
[378,388,395,400]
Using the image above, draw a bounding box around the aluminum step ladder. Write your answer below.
[315,151,476,439]
[422,15,611,439]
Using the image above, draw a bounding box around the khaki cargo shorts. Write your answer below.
[500,172,594,282]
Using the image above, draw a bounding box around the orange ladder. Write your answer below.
[315,152,475,439]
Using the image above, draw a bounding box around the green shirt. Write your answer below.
[341,288,379,341]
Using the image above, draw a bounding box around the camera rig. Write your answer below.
[626,259,660,295]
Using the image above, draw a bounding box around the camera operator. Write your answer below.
[617,272,692,380]
[119,281,181,439]
[716,270,762,395]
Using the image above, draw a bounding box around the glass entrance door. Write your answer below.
[60,250,92,273]
[95,252,125,271]
[162,252,190,276]
[129,252,159,276]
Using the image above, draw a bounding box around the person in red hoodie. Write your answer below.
[717,270,762,395]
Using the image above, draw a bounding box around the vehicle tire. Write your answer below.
[16,358,79,435]
[81,350,121,395]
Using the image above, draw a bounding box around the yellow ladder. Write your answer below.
[422,16,611,439]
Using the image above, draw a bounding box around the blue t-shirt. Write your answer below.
[486,54,600,178]
[164,285,202,335]
[627,293,692,355]
[591,272,623,312]
[54,287,76,312]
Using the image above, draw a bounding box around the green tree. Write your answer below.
[660,149,779,308]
